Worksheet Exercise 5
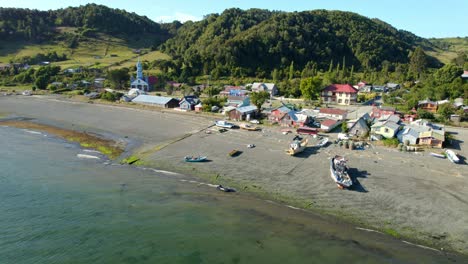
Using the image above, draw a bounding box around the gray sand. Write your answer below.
[1,95,467,253]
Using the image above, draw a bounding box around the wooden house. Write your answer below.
[418,99,437,113]
[321,84,358,105]
[228,105,258,121]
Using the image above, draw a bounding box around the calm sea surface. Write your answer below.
[0,125,465,263]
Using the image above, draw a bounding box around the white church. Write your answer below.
[130,59,150,92]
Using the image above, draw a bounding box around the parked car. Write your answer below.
[250,119,260,124]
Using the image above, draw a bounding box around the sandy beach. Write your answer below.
[1,95,467,254]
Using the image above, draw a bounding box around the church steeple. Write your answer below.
[136,58,143,80]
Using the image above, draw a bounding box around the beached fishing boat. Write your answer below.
[430,152,446,159]
[330,155,353,189]
[445,149,460,163]
[316,137,329,148]
[215,120,235,128]
[228,149,241,157]
[217,185,236,192]
[285,138,308,156]
[184,156,207,162]
[240,123,259,131]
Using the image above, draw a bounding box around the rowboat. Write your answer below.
[429,152,446,159]
[215,120,235,128]
[445,149,460,163]
[228,149,241,157]
[184,156,207,162]
[285,138,308,156]
[240,123,259,131]
[330,155,353,189]
[316,137,329,147]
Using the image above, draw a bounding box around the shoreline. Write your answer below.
[1,95,467,256]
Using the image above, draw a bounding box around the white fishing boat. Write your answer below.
[215,120,235,128]
[445,149,460,163]
[429,152,446,159]
[330,155,353,189]
[316,137,329,147]
[285,138,308,156]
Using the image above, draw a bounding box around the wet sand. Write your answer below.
[1,95,467,254]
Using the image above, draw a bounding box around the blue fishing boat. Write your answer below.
[184,156,207,162]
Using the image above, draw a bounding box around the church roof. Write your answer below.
[131,78,148,85]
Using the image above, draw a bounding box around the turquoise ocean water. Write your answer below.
[0,126,465,263]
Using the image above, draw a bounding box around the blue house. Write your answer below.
[179,96,200,111]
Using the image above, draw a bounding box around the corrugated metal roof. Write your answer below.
[236,105,258,113]
[132,95,175,105]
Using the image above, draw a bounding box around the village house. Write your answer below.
[220,85,247,96]
[227,105,258,121]
[317,108,347,120]
[132,95,179,108]
[419,129,445,148]
[321,84,358,105]
[267,105,301,127]
[418,99,438,113]
[347,117,370,138]
[227,94,250,107]
[386,83,400,91]
[397,126,422,145]
[371,120,400,139]
[370,106,396,118]
[250,82,278,96]
[320,119,342,132]
[194,103,203,112]
[179,96,200,111]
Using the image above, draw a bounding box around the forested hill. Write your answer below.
[161,8,436,75]
[0,4,170,43]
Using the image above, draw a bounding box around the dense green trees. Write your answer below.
[299,77,322,101]
[107,68,130,89]
[161,9,435,78]
[250,91,270,110]
[0,4,171,43]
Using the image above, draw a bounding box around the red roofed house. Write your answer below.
[320,119,343,132]
[370,106,396,118]
[317,108,347,120]
[321,84,358,105]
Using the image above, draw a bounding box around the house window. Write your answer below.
[384,128,389,133]
[345,99,349,104]
[338,99,342,104]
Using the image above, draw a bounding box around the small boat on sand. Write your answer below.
[184,156,207,162]
[316,137,329,147]
[217,185,236,192]
[215,120,235,128]
[330,155,353,189]
[228,149,241,157]
[430,152,446,159]
[247,144,255,148]
[240,123,259,131]
[285,138,308,156]
[445,149,460,163]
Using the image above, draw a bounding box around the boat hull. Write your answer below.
[330,156,353,188]
[445,150,460,163]
[286,139,308,156]
[184,156,207,162]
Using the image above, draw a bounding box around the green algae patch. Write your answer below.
[121,155,141,165]
[0,120,124,159]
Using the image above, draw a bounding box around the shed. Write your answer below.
[228,105,258,121]
[132,95,179,108]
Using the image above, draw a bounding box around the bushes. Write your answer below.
[382,137,399,147]
[100,91,117,101]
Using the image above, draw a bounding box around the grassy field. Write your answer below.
[427,37,468,64]
[0,29,171,71]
